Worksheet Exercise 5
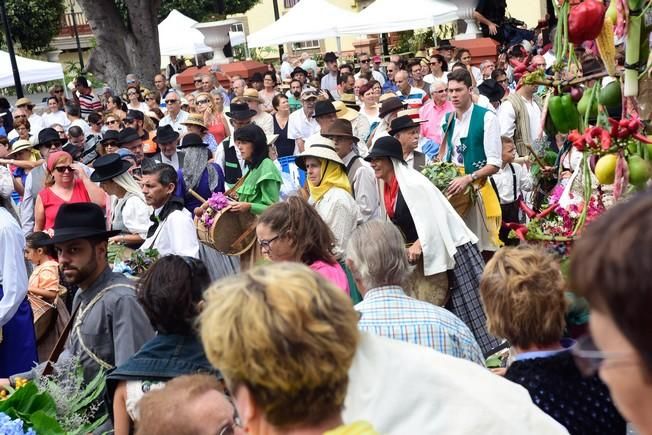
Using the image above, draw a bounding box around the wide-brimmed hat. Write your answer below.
[378,96,406,118]
[181,113,207,130]
[118,127,141,145]
[364,136,405,163]
[339,93,360,111]
[100,130,120,145]
[242,88,263,103]
[8,139,32,156]
[332,101,358,122]
[291,66,308,78]
[226,102,256,120]
[295,134,344,170]
[436,40,455,51]
[15,97,34,109]
[396,108,425,122]
[477,79,505,103]
[37,128,62,147]
[153,125,180,144]
[313,100,339,118]
[90,153,132,182]
[40,203,120,245]
[179,133,207,149]
[389,114,425,136]
[321,119,359,143]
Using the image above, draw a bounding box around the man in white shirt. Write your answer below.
[140,163,199,258]
[151,125,184,170]
[65,103,91,137]
[15,98,44,137]
[280,54,293,81]
[300,52,318,77]
[320,52,340,100]
[241,89,274,136]
[159,92,189,136]
[497,81,542,158]
[287,89,320,153]
[354,53,385,86]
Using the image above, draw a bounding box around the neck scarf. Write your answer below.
[308,159,352,203]
[383,175,400,219]
[147,196,185,238]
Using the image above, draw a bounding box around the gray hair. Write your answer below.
[346,220,410,289]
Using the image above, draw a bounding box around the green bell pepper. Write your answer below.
[561,94,580,132]
[549,94,580,133]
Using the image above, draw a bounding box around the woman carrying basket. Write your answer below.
[365,136,499,355]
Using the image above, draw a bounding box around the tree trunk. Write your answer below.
[77,0,162,93]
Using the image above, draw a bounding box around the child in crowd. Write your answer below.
[490,136,533,245]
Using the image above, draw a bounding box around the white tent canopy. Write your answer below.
[0,51,64,89]
[336,0,459,35]
[159,9,213,55]
[247,0,357,48]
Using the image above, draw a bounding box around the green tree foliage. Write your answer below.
[2,0,66,54]
[159,0,261,22]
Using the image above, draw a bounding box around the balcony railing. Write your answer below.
[58,12,92,37]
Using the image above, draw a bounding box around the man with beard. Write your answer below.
[4,203,153,396]
[286,79,303,112]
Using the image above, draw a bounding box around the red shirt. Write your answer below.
[39,179,91,230]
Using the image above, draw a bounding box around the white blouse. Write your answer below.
[112,195,152,239]
[311,187,361,255]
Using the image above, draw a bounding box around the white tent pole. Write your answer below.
[336,36,341,53]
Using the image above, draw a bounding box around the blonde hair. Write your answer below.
[199,263,359,428]
[45,153,72,187]
[479,246,567,349]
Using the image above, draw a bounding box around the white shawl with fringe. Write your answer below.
[392,160,478,275]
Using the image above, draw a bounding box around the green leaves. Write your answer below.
[158,0,261,22]
[0,382,63,433]
[1,0,66,54]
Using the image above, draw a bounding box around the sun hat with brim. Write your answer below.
[321,119,359,143]
[15,97,34,108]
[178,133,207,149]
[118,127,141,145]
[242,88,263,103]
[339,93,360,111]
[378,96,406,118]
[313,100,340,118]
[332,101,357,122]
[100,130,120,145]
[40,202,120,245]
[396,108,425,123]
[225,102,257,120]
[364,136,406,163]
[181,113,207,129]
[389,115,425,136]
[8,139,33,156]
[300,89,319,101]
[90,153,132,182]
[295,135,345,170]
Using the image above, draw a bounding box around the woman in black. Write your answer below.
[271,94,296,158]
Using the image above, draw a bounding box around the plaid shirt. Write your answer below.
[355,286,485,365]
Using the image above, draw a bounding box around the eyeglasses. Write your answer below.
[127,92,137,96]
[14,114,26,118]
[194,79,202,83]
[54,165,74,173]
[124,119,136,124]
[126,80,136,85]
[360,59,370,63]
[257,234,280,251]
[432,89,447,94]
[218,417,242,435]
[196,99,209,105]
[571,335,640,377]
[104,141,118,148]
[53,90,63,94]
[165,99,179,104]
[105,119,118,125]
[145,97,154,101]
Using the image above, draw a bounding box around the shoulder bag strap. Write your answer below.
[509,163,517,201]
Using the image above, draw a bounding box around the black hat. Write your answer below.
[225,102,256,120]
[118,127,141,145]
[324,52,338,63]
[153,125,180,144]
[477,79,505,103]
[179,133,206,149]
[388,115,425,136]
[90,153,132,182]
[250,72,263,83]
[291,66,308,78]
[313,100,340,118]
[100,130,120,145]
[436,39,455,51]
[40,203,120,245]
[125,109,144,121]
[378,97,406,118]
[364,136,405,163]
[37,127,61,147]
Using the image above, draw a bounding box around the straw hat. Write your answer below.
[242,88,263,103]
[332,101,358,122]
[339,93,360,111]
[295,134,344,170]
[182,113,207,130]
[8,139,32,156]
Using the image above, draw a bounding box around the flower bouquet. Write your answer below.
[199,192,230,227]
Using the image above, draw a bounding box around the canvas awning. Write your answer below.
[0,51,64,88]
[159,9,213,56]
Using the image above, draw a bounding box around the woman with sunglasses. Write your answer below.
[145,90,160,112]
[103,113,122,132]
[106,95,127,120]
[424,54,448,85]
[126,85,148,113]
[196,92,230,145]
[42,96,70,129]
[106,255,220,435]
[48,84,68,110]
[480,246,625,434]
[34,151,106,231]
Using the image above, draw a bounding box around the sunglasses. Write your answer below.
[106,119,118,125]
[360,59,370,63]
[124,118,136,124]
[145,97,154,101]
[14,114,26,118]
[194,79,202,83]
[104,141,118,148]
[196,99,209,105]
[432,89,447,94]
[127,92,137,96]
[165,99,179,104]
[54,90,63,94]
[54,166,74,173]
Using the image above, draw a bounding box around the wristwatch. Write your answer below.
[470,172,478,182]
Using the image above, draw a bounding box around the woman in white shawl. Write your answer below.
[91,153,151,248]
[365,136,499,354]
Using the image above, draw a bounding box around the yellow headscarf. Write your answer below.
[308,158,352,203]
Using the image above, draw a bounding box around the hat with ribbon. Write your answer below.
[242,88,263,103]
[39,203,120,245]
[178,133,207,149]
[339,93,360,111]
[321,119,359,143]
[364,136,406,163]
[295,134,345,170]
[378,96,406,118]
[15,97,34,109]
[226,102,257,120]
[100,130,120,145]
[125,109,144,121]
[291,66,308,78]
[181,113,208,130]
[153,125,180,144]
[313,100,340,118]
[324,52,338,63]
[388,114,425,136]
[332,101,357,122]
[8,139,33,156]
[90,153,132,182]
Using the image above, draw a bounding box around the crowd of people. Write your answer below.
[0,26,648,435]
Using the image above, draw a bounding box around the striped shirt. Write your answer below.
[78,92,102,119]
[355,286,485,365]
[397,87,427,111]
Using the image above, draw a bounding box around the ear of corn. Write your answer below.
[596,17,617,76]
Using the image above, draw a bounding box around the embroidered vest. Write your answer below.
[443,104,490,175]
[222,138,242,186]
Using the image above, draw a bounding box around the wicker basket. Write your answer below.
[446,187,474,217]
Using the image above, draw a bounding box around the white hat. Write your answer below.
[295,134,344,170]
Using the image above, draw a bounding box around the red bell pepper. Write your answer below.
[568,0,607,44]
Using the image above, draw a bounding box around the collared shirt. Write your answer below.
[382,79,398,94]
[497,95,542,146]
[419,100,454,145]
[160,152,181,171]
[215,135,247,176]
[140,206,199,258]
[77,92,102,119]
[398,87,427,111]
[287,108,319,141]
[320,72,340,99]
[342,151,380,222]
[443,104,502,169]
[0,208,27,328]
[287,95,302,112]
[356,286,485,365]
[490,163,533,204]
[159,110,189,136]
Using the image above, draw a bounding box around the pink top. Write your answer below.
[208,117,227,144]
[39,178,91,230]
[419,100,454,146]
[310,260,350,295]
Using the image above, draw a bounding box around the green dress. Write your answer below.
[236,158,282,215]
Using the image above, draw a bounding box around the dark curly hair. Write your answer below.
[137,255,211,335]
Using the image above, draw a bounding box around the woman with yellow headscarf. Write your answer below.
[296,134,361,255]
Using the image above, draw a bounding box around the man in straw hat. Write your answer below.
[151,125,184,170]
[241,88,274,136]
[15,97,44,137]
[5,202,154,389]
[288,89,320,153]
[389,112,427,172]
[322,119,379,222]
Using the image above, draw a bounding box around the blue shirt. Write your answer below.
[382,80,398,94]
[356,286,485,365]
